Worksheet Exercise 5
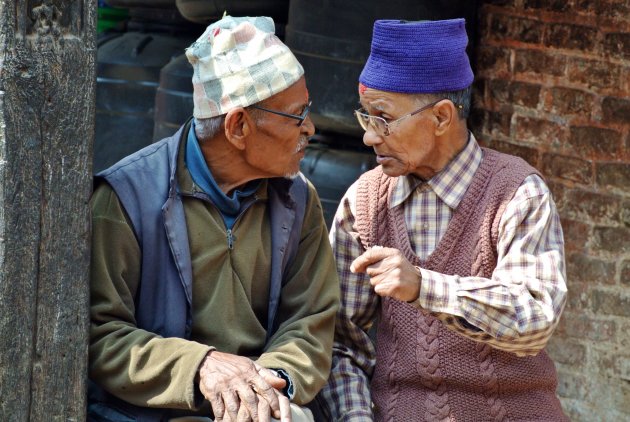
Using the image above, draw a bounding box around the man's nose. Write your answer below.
[301,114,315,137]
[362,128,383,147]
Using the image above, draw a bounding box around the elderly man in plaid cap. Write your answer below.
[318,19,569,421]
[88,16,339,422]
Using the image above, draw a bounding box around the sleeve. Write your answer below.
[89,183,212,410]
[255,181,341,405]
[317,181,379,421]
[409,175,568,356]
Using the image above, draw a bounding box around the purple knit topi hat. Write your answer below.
[359,18,474,94]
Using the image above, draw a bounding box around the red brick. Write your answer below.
[596,162,630,190]
[560,218,590,253]
[556,312,617,342]
[542,153,593,184]
[546,87,595,115]
[573,0,598,13]
[487,79,541,108]
[487,110,512,137]
[487,140,539,167]
[546,181,568,205]
[468,108,485,135]
[523,0,572,12]
[514,49,566,76]
[490,15,544,44]
[562,189,622,224]
[512,81,541,108]
[484,0,515,6]
[621,260,630,286]
[602,97,630,124]
[567,58,623,92]
[593,226,630,254]
[592,289,630,317]
[568,252,617,284]
[574,0,630,16]
[564,281,591,312]
[556,370,590,401]
[594,349,630,380]
[546,337,586,366]
[472,78,486,105]
[477,46,511,75]
[515,116,565,146]
[610,381,630,414]
[568,126,622,160]
[545,23,597,51]
[623,200,630,228]
[591,0,630,18]
[604,33,630,61]
[488,79,511,106]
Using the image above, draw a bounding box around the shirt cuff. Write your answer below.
[415,267,462,316]
[270,368,295,400]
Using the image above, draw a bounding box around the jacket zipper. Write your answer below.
[226,229,234,250]
[186,189,259,250]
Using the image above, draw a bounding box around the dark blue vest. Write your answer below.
[89,123,308,421]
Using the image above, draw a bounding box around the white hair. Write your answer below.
[194,116,225,142]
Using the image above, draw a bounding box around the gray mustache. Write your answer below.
[295,136,309,153]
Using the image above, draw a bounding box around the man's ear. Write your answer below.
[433,100,456,136]
[224,107,254,150]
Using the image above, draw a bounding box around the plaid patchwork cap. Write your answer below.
[185,16,304,118]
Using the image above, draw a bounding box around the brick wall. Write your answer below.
[471,1,630,420]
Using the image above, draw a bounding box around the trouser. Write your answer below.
[169,404,314,421]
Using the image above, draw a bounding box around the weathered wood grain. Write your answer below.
[0,1,95,420]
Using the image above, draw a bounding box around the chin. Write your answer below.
[380,165,407,178]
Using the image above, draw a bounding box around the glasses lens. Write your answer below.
[355,110,370,131]
[297,101,312,126]
[372,117,388,136]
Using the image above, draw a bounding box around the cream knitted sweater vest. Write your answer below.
[355,148,568,422]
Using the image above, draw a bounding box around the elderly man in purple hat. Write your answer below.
[88,15,339,422]
[318,19,568,421]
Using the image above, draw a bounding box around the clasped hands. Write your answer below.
[198,351,291,422]
[350,246,421,302]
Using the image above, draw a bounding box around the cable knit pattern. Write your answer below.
[355,148,569,422]
[476,342,508,421]
[416,310,451,421]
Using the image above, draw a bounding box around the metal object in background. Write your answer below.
[285,0,478,138]
[153,53,194,141]
[95,32,194,173]
[105,0,176,8]
[175,0,290,24]
[300,137,377,228]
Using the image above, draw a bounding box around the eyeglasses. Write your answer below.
[249,100,312,126]
[354,100,442,137]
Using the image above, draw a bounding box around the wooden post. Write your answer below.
[0,1,95,420]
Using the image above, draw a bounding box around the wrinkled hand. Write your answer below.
[256,368,291,422]
[198,351,290,422]
[350,246,421,302]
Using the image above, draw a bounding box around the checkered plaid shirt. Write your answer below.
[320,135,567,420]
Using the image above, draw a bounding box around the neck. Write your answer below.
[199,137,258,194]
[414,125,469,180]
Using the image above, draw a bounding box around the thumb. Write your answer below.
[350,246,386,274]
[255,365,286,389]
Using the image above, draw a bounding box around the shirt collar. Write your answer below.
[391,132,482,210]
[184,123,262,215]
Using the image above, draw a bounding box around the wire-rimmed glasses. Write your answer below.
[249,100,312,126]
[354,100,443,136]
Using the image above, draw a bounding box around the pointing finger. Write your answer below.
[350,246,391,274]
